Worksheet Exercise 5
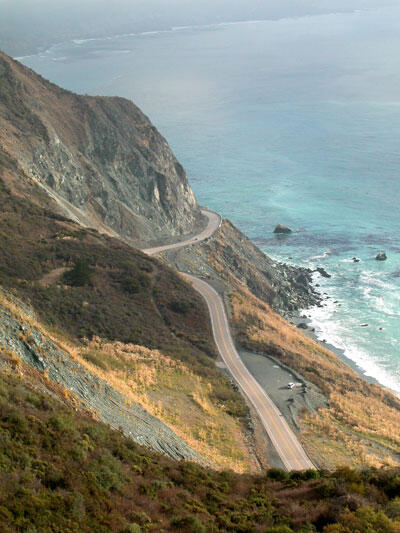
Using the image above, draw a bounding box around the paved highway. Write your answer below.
[143,209,315,471]
[143,209,221,255]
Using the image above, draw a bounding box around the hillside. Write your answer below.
[163,222,400,468]
[0,51,202,246]
[1,44,400,530]
[1,48,399,470]
[0,150,262,471]
[1,368,400,532]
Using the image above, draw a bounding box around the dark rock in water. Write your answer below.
[360,324,368,327]
[274,224,292,234]
[376,252,387,261]
[297,322,308,330]
[352,257,360,263]
[315,267,331,278]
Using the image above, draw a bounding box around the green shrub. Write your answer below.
[120,525,142,533]
[63,258,94,287]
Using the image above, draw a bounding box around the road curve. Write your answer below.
[183,274,314,471]
[143,209,221,256]
[143,208,314,471]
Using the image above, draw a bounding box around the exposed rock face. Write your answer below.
[376,251,387,261]
[0,291,201,462]
[164,220,320,315]
[0,51,201,245]
[274,224,292,234]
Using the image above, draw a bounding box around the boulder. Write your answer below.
[274,224,292,234]
[352,257,360,263]
[297,322,308,329]
[376,251,387,261]
[315,267,331,278]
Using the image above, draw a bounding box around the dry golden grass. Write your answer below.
[0,290,257,473]
[67,337,258,473]
[229,284,400,469]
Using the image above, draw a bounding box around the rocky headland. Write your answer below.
[163,218,320,316]
[0,49,399,473]
[0,51,203,246]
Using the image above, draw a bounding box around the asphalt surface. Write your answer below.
[143,209,221,255]
[143,209,315,471]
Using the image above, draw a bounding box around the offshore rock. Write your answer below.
[315,267,331,278]
[376,251,387,261]
[274,224,292,234]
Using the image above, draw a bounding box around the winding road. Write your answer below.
[143,209,314,471]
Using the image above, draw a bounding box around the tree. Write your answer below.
[63,258,94,287]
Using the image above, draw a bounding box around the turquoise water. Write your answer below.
[20,6,400,393]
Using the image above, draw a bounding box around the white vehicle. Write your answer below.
[287,382,295,389]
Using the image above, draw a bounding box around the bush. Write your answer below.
[63,258,94,286]
[266,469,289,482]
[168,299,191,314]
[120,525,142,533]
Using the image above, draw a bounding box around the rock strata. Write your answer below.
[0,294,201,462]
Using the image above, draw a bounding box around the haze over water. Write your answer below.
[21,4,400,393]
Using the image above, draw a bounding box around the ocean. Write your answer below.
[19,5,400,394]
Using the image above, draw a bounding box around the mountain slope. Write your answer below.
[0,51,202,245]
[1,367,400,532]
[0,151,261,471]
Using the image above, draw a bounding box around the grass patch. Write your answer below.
[73,338,253,472]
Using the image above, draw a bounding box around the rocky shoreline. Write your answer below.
[163,218,321,317]
[286,307,381,388]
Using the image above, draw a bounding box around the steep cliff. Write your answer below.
[0,51,202,245]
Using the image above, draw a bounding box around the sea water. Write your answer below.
[20,5,400,393]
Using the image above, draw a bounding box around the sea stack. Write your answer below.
[274,224,292,234]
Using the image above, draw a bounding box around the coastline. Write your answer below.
[286,308,382,387]
[13,27,399,400]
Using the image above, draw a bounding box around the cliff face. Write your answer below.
[0,51,201,245]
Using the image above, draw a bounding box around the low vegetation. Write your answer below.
[1,368,400,532]
[229,284,400,469]
[72,337,253,472]
[0,167,254,471]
